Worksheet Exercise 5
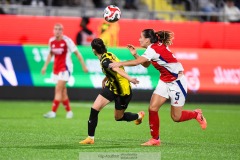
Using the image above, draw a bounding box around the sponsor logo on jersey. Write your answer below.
[51,48,64,55]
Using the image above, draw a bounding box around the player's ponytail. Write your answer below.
[155,30,174,46]
[91,38,107,54]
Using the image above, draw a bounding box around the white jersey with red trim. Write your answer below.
[49,35,77,74]
[142,43,184,82]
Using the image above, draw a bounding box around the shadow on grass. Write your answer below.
[0,143,137,150]
[0,139,143,150]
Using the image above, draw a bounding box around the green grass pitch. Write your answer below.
[0,100,239,160]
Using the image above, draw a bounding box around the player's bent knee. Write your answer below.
[171,114,181,122]
[115,115,124,121]
[55,86,63,93]
[149,106,159,112]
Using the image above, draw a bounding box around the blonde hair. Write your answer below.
[54,23,64,30]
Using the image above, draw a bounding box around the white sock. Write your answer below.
[88,136,94,140]
[138,113,141,119]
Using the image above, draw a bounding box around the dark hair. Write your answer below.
[81,17,89,24]
[142,29,174,46]
[142,29,158,43]
[91,38,107,54]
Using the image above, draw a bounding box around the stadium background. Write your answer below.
[0,15,239,102]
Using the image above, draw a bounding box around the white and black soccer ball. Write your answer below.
[103,5,121,23]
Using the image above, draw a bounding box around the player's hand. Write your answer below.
[41,67,46,75]
[130,78,139,85]
[82,66,88,73]
[109,62,121,68]
[102,77,108,89]
[127,44,137,56]
[102,80,106,89]
[102,81,106,89]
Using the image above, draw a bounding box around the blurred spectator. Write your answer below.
[123,0,138,10]
[198,0,218,21]
[22,0,47,6]
[0,7,5,14]
[51,0,63,6]
[221,0,240,23]
[76,17,96,45]
[234,0,240,8]
[13,0,88,7]
[22,0,32,5]
[98,20,120,47]
[172,0,180,4]
[199,0,217,13]
[31,0,46,6]
[172,0,191,11]
[92,0,103,8]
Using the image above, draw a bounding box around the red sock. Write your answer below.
[149,109,160,140]
[52,100,60,112]
[63,99,71,112]
[179,110,198,122]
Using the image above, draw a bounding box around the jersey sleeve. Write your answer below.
[141,47,156,61]
[65,36,78,53]
[101,58,112,68]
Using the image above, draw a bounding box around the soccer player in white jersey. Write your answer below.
[41,23,88,119]
[110,29,207,146]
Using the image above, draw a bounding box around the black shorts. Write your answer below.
[100,87,132,110]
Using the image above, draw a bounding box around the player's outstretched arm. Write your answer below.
[109,56,148,68]
[41,52,53,75]
[127,44,151,68]
[74,51,88,73]
[112,67,139,85]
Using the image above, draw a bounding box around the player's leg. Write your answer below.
[141,93,166,146]
[171,105,202,123]
[114,92,144,123]
[171,105,195,122]
[114,109,126,120]
[43,79,66,118]
[170,75,207,129]
[171,105,207,130]
[89,94,111,136]
[114,109,142,122]
[141,79,168,146]
[62,86,73,119]
[53,80,66,111]
[80,87,113,144]
[79,94,111,144]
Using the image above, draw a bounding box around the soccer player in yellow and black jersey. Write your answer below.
[101,51,131,96]
[80,38,145,144]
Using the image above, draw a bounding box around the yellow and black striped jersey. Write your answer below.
[100,52,131,96]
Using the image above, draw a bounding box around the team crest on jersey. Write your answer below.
[60,43,65,47]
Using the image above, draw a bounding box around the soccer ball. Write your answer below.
[103,5,121,23]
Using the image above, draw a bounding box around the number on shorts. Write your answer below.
[175,92,180,100]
